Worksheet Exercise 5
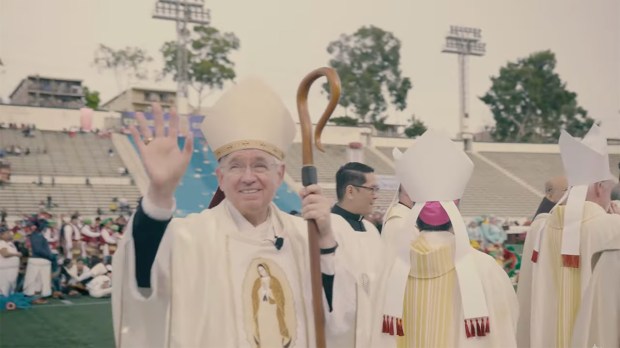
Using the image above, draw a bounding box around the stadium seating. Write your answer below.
[0,129,125,177]
[0,128,139,217]
[286,143,395,181]
[461,154,541,218]
[2,126,618,220]
[362,147,546,217]
[481,152,567,192]
[0,182,140,217]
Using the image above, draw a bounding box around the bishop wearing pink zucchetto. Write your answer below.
[371,130,518,348]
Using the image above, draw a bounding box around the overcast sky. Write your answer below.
[1,0,618,138]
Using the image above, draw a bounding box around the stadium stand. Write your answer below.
[286,143,351,182]
[480,152,570,193]
[373,146,547,218]
[482,151,620,192]
[286,144,394,181]
[0,127,140,217]
[0,129,126,177]
[460,154,541,218]
[0,183,140,216]
[1,108,618,221]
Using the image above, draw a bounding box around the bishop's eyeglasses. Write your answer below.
[352,185,380,193]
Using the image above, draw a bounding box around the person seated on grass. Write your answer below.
[87,265,112,298]
[62,258,92,296]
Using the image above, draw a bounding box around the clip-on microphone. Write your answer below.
[264,235,284,250]
[274,236,284,250]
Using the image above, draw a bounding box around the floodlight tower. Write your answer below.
[153,0,210,114]
[442,26,486,150]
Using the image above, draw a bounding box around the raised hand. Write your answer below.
[129,103,194,209]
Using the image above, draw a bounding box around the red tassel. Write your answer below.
[476,318,482,337]
[382,315,388,333]
[562,254,580,268]
[396,318,404,336]
[389,316,395,335]
[485,317,490,333]
[470,320,476,337]
[531,250,539,263]
[465,320,472,338]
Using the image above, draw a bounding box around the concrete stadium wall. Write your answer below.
[472,142,560,153]
[3,104,619,155]
[370,135,620,155]
[9,175,133,185]
[371,136,423,148]
[472,141,620,154]
[0,104,120,131]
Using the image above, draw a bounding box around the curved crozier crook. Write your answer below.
[296,67,342,166]
[295,67,341,348]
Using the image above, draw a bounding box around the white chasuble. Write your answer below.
[518,202,620,348]
[571,227,620,347]
[381,203,413,244]
[112,200,326,348]
[516,212,549,348]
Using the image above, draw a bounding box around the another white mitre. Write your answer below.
[556,124,616,267]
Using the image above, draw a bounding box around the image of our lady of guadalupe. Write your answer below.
[245,260,296,348]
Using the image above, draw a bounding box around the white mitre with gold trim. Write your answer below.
[201,77,296,161]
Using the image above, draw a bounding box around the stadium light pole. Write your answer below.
[442,26,486,151]
[153,0,210,115]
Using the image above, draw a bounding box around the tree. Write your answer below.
[83,86,100,109]
[93,45,153,92]
[404,115,427,138]
[480,50,595,143]
[329,116,359,127]
[323,25,412,124]
[161,25,240,110]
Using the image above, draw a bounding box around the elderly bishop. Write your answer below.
[112,78,354,347]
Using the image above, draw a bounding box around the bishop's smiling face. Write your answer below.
[216,149,285,225]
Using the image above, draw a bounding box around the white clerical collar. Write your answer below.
[225,200,273,240]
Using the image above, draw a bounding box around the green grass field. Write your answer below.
[0,297,114,348]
